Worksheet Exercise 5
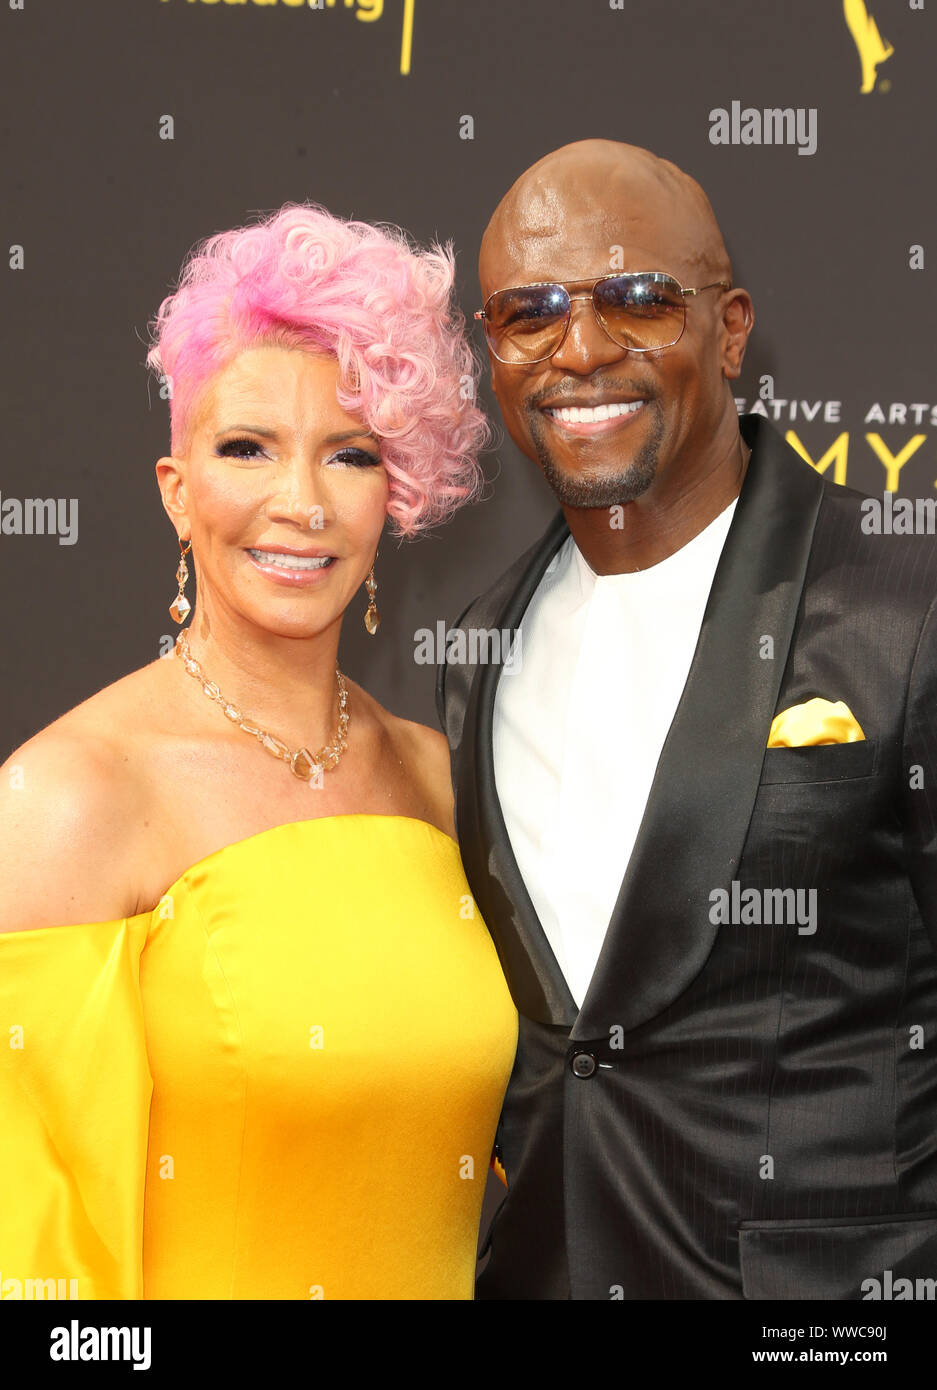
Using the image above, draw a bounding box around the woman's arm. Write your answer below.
[0,730,144,931]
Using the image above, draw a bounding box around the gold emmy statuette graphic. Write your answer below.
[843,0,895,93]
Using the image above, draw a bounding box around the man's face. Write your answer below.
[480,197,742,509]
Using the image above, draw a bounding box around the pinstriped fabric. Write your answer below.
[442,419,937,1299]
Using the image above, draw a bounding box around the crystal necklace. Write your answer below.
[174,627,349,782]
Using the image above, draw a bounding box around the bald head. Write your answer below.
[480,139,731,294]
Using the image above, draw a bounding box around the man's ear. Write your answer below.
[721,290,754,381]
[155,455,188,535]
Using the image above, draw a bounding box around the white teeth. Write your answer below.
[249,549,333,571]
[549,401,644,424]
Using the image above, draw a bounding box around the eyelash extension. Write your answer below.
[216,437,266,459]
[215,438,380,467]
[331,448,382,468]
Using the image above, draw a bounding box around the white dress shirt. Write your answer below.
[492,499,738,1007]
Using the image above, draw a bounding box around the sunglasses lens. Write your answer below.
[483,285,570,363]
[594,273,685,350]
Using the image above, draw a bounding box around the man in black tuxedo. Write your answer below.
[436,139,937,1299]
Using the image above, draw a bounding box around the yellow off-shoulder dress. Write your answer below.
[0,814,517,1300]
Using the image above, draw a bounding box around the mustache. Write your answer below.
[525,375,659,410]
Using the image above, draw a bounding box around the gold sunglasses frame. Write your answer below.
[474,272,732,364]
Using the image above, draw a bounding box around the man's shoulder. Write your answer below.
[743,416,937,606]
[812,473,937,601]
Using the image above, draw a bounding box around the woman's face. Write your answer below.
[159,345,389,643]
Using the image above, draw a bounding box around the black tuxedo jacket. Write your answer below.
[436,415,937,1299]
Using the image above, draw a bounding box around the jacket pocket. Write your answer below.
[759,739,877,785]
[738,1211,937,1299]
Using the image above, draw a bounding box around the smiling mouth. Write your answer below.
[247,549,336,571]
[543,400,646,426]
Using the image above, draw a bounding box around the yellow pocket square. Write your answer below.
[767,698,865,748]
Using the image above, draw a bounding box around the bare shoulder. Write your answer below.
[0,662,167,932]
[397,717,452,791]
[347,680,454,838]
[358,684,451,780]
[388,714,455,837]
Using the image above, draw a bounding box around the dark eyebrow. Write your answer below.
[214,424,278,441]
[323,429,380,445]
[214,425,379,445]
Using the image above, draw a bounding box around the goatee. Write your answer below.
[530,400,664,508]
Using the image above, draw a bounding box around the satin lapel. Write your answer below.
[456,510,579,1026]
[572,417,825,1040]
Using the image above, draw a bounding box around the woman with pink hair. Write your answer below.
[0,204,517,1299]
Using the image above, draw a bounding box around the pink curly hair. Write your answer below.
[145,202,489,536]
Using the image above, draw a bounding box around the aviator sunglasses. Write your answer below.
[475,271,731,365]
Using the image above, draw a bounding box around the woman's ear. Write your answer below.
[155,455,188,534]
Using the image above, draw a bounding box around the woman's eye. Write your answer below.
[216,437,267,460]
[214,439,380,467]
[330,448,381,468]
